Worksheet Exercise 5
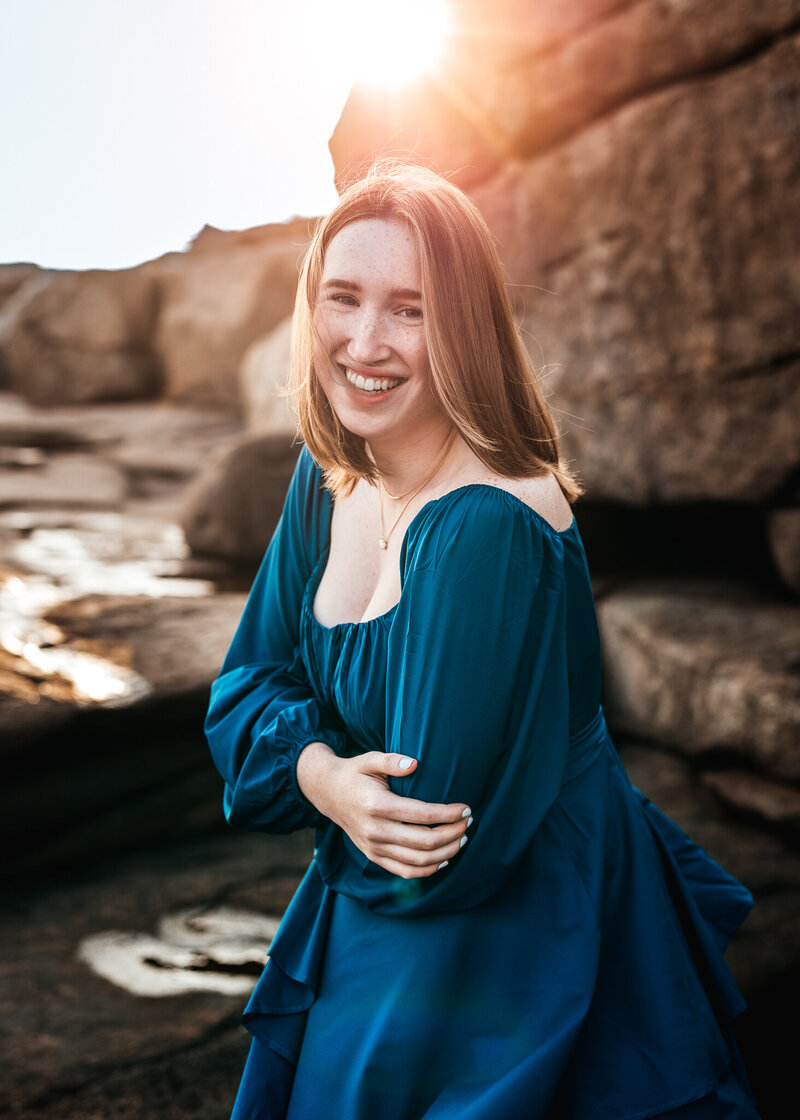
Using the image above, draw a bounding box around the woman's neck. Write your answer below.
[368,424,462,498]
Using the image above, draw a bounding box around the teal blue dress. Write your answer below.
[206,447,759,1120]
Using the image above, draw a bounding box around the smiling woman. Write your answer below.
[206,163,760,1120]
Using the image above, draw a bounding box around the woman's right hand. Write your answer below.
[296,742,472,879]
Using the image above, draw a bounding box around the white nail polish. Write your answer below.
[460,836,468,848]
[398,757,414,770]
[461,807,471,818]
[467,817,473,828]
[438,860,449,870]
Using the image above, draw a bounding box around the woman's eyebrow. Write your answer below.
[320,278,422,300]
[321,278,359,291]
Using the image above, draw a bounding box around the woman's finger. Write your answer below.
[370,855,451,880]
[375,831,469,870]
[356,751,419,777]
[373,817,469,853]
[371,833,469,878]
[378,793,471,827]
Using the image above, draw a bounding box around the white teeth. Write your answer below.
[344,368,402,393]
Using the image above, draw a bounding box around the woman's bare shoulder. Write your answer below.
[451,467,574,534]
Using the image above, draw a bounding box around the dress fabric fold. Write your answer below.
[206,447,759,1120]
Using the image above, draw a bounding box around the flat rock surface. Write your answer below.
[0,829,314,1119]
[42,591,247,707]
[0,452,128,509]
[0,391,241,488]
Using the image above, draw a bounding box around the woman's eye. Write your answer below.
[399,306,423,320]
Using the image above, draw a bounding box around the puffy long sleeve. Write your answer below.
[314,487,573,914]
[205,447,347,833]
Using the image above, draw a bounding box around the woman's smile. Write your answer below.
[341,364,405,395]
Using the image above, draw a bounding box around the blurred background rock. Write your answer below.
[0,1,798,1117]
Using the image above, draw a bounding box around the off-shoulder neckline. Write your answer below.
[410,482,577,538]
[305,481,577,633]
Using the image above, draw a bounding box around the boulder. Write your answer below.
[180,434,298,560]
[0,268,161,405]
[767,507,800,594]
[472,35,800,503]
[597,581,800,780]
[239,316,296,434]
[152,223,312,409]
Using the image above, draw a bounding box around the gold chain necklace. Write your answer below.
[377,430,456,550]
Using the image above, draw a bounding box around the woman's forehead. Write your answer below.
[322,218,421,288]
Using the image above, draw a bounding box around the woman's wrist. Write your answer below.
[296,740,343,821]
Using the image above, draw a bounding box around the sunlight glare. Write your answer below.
[345,0,451,88]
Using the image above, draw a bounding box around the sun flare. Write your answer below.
[344,0,452,88]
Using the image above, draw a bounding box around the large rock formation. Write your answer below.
[0,267,161,405]
[0,216,313,411]
[331,1,800,520]
[150,218,312,409]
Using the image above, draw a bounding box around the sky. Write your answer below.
[0,0,448,272]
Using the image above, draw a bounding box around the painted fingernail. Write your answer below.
[460,836,468,848]
[398,757,414,770]
[467,817,473,828]
[461,807,471,818]
[438,860,449,870]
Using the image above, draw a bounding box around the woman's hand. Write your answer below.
[297,742,471,879]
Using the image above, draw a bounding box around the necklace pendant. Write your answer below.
[378,537,388,550]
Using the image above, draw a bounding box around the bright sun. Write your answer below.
[343,0,452,88]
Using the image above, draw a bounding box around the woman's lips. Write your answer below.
[343,366,404,394]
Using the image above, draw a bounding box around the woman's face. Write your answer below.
[313,217,447,450]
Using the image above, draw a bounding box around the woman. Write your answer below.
[206,163,759,1119]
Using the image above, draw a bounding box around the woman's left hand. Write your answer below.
[296,741,471,878]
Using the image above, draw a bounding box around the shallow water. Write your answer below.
[0,510,215,707]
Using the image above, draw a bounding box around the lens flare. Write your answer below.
[346,0,451,88]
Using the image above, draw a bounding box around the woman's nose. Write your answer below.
[346,311,391,363]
